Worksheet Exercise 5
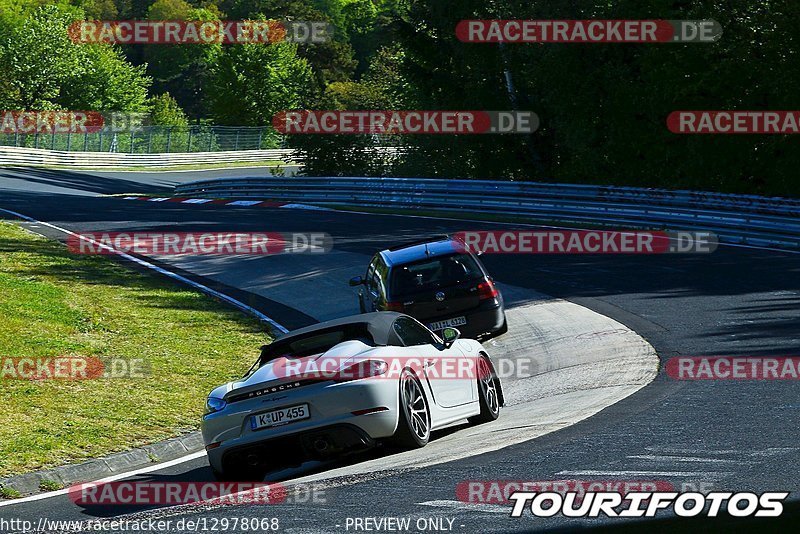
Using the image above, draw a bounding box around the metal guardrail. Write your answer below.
[175,176,800,249]
[0,146,298,167]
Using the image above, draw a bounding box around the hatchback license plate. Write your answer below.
[251,404,310,430]
[428,316,467,331]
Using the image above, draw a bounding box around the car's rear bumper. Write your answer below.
[219,423,376,475]
[202,379,399,474]
[462,303,506,339]
[424,297,506,340]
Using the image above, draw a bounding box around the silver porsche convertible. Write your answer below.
[201,312,503,480]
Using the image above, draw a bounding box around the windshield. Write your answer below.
[390,253,483,297]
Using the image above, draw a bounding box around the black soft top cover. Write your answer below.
[274,312,404,347]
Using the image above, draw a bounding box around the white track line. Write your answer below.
[0,207,290,506]
[556,470,733,478]
[0,452,207,508]
[626,455,740,464]
[418,500,508,514]
[0,207,288,334]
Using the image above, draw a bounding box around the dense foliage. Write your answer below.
[1,0,798,195]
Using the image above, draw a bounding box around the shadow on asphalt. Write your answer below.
[1,167,174,195]
[71,422,474,519]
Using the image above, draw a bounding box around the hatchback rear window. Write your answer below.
[390,254,483,297]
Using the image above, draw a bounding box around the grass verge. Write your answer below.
[0,221,270,477]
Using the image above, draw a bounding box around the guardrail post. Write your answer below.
[208,129,214,151]
[187,128,193,152]
[166,127,172,153]
[257,128,263,149]
[66,131,72,151]
[99,131,104,152]
[50,132,56,150]
[147,129,152,153]
[234,130,240,151]
[34,132,40,149]
[130,132,135,153]
[13,131,19,147]
[83,132,88,151]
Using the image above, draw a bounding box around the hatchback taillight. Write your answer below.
[476,280,499,300]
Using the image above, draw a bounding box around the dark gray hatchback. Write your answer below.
[349,236,507,340]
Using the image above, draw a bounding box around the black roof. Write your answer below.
[275,312,403,347]
[380,236,463,267]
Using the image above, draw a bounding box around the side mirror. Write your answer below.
[441,327,461,349]
[349,276,364,287]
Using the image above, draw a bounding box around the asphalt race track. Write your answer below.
[0,166,799,532]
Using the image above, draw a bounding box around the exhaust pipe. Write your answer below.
[313,438,329,454]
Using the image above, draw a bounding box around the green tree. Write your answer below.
[207,41,312,125]
[61,43,150,111]
[142,0,223,119]
[0,4,84,109]
[0,4,150,111]
[219,0,357,95]
[148,92,189,126]
[291,79,393,176]
[73,0,119,18]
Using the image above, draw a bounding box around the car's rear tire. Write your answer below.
[211,466,242,482]
[495,318,508,336]
[469,354,500,424]
[212,463,265,482]
[390,369,430,448]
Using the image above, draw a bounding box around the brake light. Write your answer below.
[385,301,405,312]
[476,280,499,300]
[334,360,389,382]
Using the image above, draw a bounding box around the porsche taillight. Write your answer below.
[334,360,389,382]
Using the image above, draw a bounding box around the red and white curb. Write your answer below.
[121,196,331,211]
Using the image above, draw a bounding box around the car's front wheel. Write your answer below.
[391,369,430,448]
[469,354,500,424]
